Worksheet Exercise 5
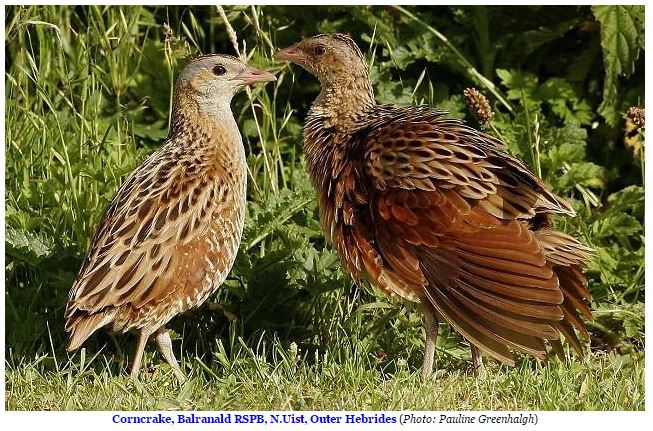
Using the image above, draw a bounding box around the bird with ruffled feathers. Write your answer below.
[275,33,592,376]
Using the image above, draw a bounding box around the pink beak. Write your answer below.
[273,45,306,63]
[232,66,276,85]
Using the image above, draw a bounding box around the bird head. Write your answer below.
[274,33,368,85]
[176,54,276,101]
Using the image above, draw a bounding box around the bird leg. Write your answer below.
[471,345,486,378]
[421,307,439,377]
[154,327,185,384]
[130,328,152,380]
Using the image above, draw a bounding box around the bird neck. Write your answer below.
[169,87,239,144]
[303,70,375,198]
[312,69,376,130]
[167,88,245,169]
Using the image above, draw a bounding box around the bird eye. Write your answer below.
[314,45,326,56]
[212,65,227,76]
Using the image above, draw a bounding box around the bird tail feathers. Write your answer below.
[66,312,114,351]
[534,229,593,358]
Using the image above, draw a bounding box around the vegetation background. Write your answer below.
[4,5,645,410]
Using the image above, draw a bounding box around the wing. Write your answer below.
[369,188,566,365]
[365,108,575,219]
[65,144,238,322]
[354,110,589,364]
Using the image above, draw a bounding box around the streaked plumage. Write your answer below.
[65,54,275,382]
[275,34,592,375]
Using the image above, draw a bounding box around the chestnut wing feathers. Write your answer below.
[352,106,591,364]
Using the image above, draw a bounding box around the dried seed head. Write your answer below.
[626,106,645,131]
[163,23,193,60]
[463,87,494,126]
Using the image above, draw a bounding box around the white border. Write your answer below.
[2,1,649,428]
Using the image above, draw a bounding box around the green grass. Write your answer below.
[5,6,645,411]
[6,342,645,410]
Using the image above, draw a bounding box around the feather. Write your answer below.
[285,33,593,373]
[64,55,266,383]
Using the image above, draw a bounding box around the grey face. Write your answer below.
[177,54,276,100]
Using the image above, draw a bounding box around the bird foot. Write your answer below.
[421,367,439,380]
[172,368,187,385]
[473,362,487,379]
[154,327,186,385]
[471,345,487,379]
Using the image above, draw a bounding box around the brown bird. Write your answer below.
[275,34,592,376]
[65,54,275,382]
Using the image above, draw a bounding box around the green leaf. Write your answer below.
[590,213,642,240]
[511,18,583,57]
[242,118,259,138]
[5,228,55,266]
[132,119,168,141]
[496,68,540,113]
[622,303,645,339]
[496,69,538,102]
[558,162,604,189]
[606,185,644,216]
[384,33,445,70]
[589,246,618,275]
[536,78,593,125]
[592,5,644,125]
[541,121,591,189]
